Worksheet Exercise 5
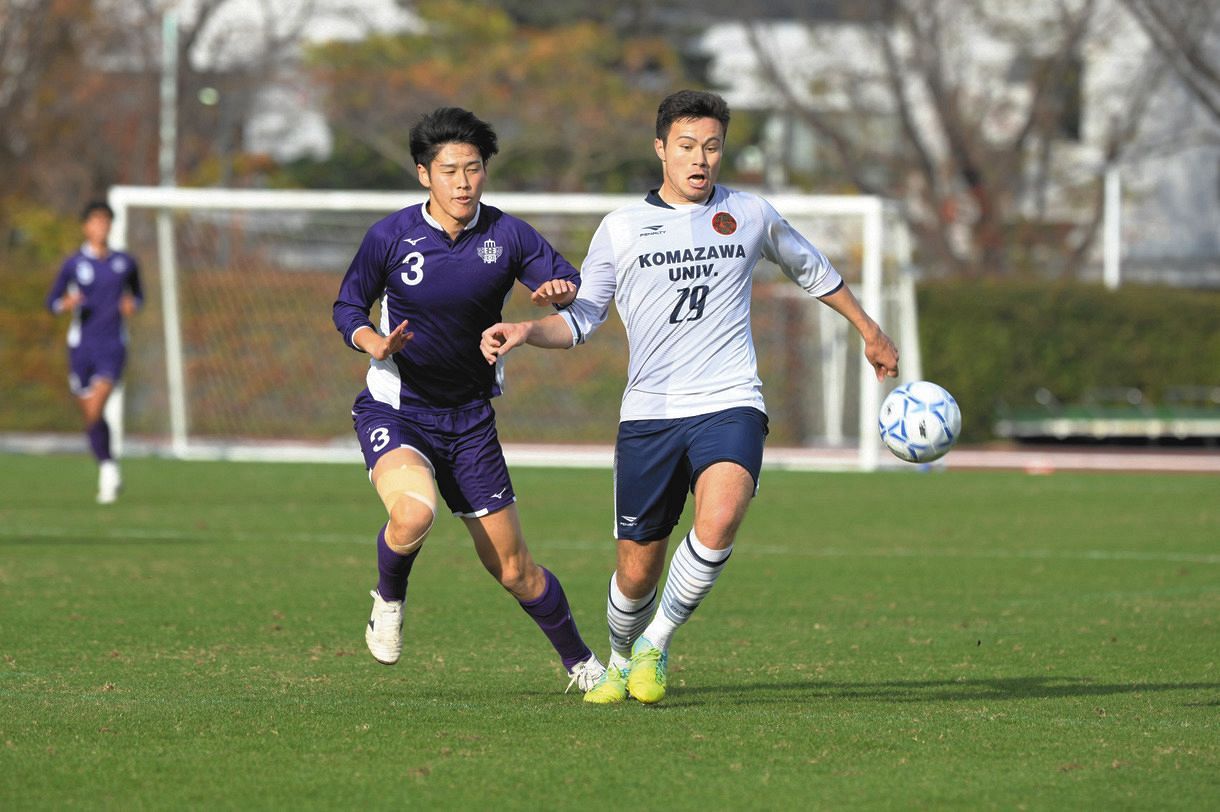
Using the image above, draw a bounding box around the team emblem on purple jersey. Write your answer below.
[477,238,504,264]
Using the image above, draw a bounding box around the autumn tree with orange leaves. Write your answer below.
[303,0,683,192]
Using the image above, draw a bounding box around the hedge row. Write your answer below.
[916,280,1220,442]
[5,256,1218,445]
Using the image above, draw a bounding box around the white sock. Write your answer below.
[606,572,656,665]
[642,529,732,651]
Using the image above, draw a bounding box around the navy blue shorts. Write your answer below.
[613,406,769,541]
[351,390,514,518]
[68,342,126,396]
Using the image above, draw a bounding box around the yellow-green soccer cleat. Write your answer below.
[626,637,667,704]
[583,663,629,705]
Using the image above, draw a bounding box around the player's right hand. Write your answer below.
[372,319,413,361]
[59,291,85,311]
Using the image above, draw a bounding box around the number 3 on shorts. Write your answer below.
[370,427,391,453]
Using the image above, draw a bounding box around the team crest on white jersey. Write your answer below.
[477,238,503,264]
[712,212,737,235]
[76,261,93,284]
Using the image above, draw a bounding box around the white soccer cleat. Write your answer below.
[565,653,607,694]
[97,460,121,505]
[365,589,404,665]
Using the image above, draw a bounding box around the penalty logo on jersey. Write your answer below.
[477,238,503,264]
[712,212,737,235]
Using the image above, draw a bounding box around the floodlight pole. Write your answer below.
[158,10,190,457]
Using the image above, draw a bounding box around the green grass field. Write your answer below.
[1,454,1217,809]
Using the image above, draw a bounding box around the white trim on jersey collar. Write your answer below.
[420,201,482,232]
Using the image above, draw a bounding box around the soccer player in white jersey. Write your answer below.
[480,90,899,704]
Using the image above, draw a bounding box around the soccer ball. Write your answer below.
[878,381,962,463]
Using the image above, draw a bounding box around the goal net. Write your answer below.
[109,186,919,470]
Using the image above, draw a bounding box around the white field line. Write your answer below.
[3,525,1217,565]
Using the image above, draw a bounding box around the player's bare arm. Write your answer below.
[529,279,577,308]
[817,285,899,381]
[353,319,414,361]
[480,314,573,364]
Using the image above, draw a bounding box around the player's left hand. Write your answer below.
[864,329,900,381]
[530,280,577,308]
[119,293,139,318]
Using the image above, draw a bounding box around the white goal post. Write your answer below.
[108,185,919,471]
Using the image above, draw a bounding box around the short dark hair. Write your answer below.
[409,107,499,168]
[81,200,114,221]
[656,90,731,143]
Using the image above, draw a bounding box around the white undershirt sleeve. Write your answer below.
[559,219,617,345]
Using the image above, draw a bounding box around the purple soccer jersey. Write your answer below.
[47,245,143,349]
[332,202,580,409]
[46,244,143,392]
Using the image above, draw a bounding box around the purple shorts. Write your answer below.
[68,342,126,396]
[351,390,515,518]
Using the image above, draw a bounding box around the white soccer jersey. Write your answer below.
[561,185,844,422]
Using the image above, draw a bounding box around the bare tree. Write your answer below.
[735,0,1168,278]
[0,0,93,202]
[114,0,346,185]
[1,0,381,220]
[1121,0,1220,126]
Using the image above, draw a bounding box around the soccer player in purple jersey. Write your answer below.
[332,107,605,693]
[46,201,143,504]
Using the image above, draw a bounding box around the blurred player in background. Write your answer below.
[45,201,143,505]
[481,90,899,704]
[332,107,605,693]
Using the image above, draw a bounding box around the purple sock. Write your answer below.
[86,420,112,462]
[376,525,419,603]
[519,568,593,671]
